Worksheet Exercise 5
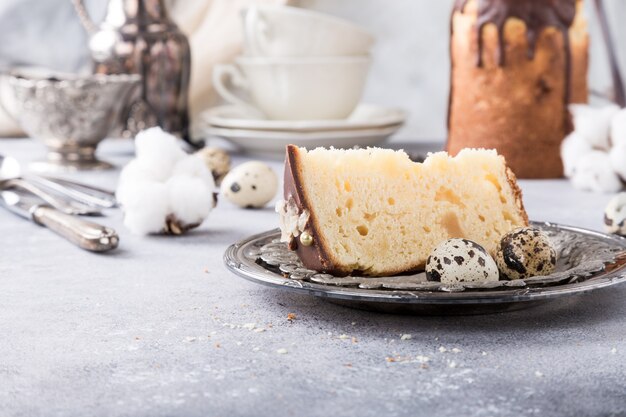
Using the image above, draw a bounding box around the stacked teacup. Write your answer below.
[213,5,375,121]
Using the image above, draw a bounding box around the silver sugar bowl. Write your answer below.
[6,70,141,171]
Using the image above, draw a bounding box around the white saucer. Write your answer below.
[202,104,406,132]
[205,123,404,157]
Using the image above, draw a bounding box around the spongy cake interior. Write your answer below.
[294,147,528,276]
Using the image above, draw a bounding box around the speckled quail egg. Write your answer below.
[194,146,231,185]
[604,192,626,236]
[426,239,500,284]
[220,161,278,208]
[495,227,557,280]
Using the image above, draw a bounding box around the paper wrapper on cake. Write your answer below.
[447,0,589,179]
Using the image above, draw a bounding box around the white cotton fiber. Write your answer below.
[560,132,592,178]
[116,127,216,235]
[172,155,216,190]
[134,127,186,179]
[571,150,623,193]
[121,182,170,234]
[610,108,626,147]
[609,141,626,181]
[569,104,620,150]
[166,175,213,226]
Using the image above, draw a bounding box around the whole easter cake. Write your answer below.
[276,145,529,276]
[447,0,589,178]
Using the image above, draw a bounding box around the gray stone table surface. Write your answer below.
[0,138,625,417]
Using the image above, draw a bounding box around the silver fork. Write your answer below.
[0,154,103,215]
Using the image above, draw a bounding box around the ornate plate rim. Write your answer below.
[223,222,626,305]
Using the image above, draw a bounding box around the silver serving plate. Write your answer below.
[223,222,626,315]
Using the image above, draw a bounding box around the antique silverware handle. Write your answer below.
[32,206,119,252]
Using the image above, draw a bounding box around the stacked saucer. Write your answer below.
[204,5,405,156]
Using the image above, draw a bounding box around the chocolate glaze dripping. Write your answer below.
[453,0,577,67]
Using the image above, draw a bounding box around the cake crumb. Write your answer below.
[351,337,358,344]
[385,357,396,363]
[242,323,256,330]
[184,337,197,343]
[448,361,457,368]
[535,371,544,378]
[482,351,487,356]
[351,322,356,326]
[439,346,448,353]
[416,355,430,363]
[287,313,296,321]
[338,334,350,340]
[276,348,288,354]
[252,347,260,352]
[253,328,266,333]
[452,348,462,353]
[611,347,617,354]
[344,363,352,367]
[400,334,412,341]
[203,268,209,274]
[215,343,221,348]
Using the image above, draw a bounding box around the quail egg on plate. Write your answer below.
[426,238,499,284]
[220,161,278,208]
[604,192,626,236]
[495,227,557,280]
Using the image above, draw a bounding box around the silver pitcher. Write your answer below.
[73,0,192,143]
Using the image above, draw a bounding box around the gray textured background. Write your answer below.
[1,0,626,141]
[0,139,624,417]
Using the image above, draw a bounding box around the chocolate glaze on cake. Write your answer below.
[283,145,341,275]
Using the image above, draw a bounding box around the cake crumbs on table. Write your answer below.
[451,348,462,353]
[287,313,296,321]
[611,347,617,354]
[338,334,350,340]
[276,348,288,354]
[438,346,448,353]
[535,371,544,378]
[351,337,358,344]
[215,343,221,348]
[448,361,457,368]
[400,334,412,340]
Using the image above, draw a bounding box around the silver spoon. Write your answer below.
[0,154,101,216]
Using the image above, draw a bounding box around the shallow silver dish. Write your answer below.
[224,222,626,315]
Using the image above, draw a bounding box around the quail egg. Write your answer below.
[495,227,557,280]
[220,161,278,208]
[604,192,626,236]
[426,238,499,284]
[194,146,231,185]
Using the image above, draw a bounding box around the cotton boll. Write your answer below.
[166,175,214,227]
[569,104,620,150]
[570,150,623,193]
[120,182,170,234]
[560,132,593,178]
[609,141,626,181]
[610,108,626,146]
[172,155,216,190]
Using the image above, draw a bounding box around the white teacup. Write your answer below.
[242,5,374,57]
[213,56,371,121]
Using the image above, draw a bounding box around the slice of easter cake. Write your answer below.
[276,145,528,276]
